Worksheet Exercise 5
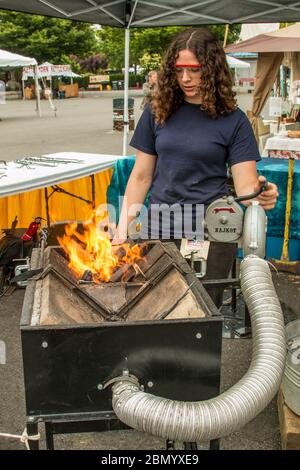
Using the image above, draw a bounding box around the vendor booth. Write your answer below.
[0,48,41,117]
[0,153,120,229]
[22,62,80,99]
[226,23,300,143]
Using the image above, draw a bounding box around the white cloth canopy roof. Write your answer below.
[0,153,121,198]
[0,49,37,67]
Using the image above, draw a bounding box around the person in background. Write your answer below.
[140,70,158,109]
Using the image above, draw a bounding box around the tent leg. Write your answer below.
[44,188,50,228]
[35,65,41,117]
[122,27,130,156]
[22,79,25,100]
[90,174,95,209]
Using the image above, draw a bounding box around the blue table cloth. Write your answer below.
[257,158,300,239]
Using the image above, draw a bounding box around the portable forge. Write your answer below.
[20,241,222,449]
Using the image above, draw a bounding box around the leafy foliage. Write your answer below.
[71,54,108,73]
[97,24,241,69]
[0,11,241,75]
[0,11,97,64]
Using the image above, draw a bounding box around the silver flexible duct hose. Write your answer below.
[111,256,286,442]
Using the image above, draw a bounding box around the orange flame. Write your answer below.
[57,213,143,283]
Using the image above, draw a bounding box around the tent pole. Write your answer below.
[44,188,50,228]
[22,78,25,100]
[34,65,42,117]
[122,27,130,156]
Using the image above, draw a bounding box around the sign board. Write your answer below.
[269,97,282,117]
[52,64,71,75]
[22,64,72,80]
[89,74,110,83]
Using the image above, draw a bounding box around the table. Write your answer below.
[0,153,121,228]
[263,135,300,159]
[257,158,300,261]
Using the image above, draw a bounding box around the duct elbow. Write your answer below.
[112,256,286,442]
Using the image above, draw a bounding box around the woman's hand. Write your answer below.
[254,175,279,210]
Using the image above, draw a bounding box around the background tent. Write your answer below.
[226,55,250,69]
[22,62,81,100]
[2,0,300,154]
[226,23,300,142]
[225,23,300,54]
[0,48,41,117]
[0,49,37,68]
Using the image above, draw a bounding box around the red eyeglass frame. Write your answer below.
[174,64,202,68]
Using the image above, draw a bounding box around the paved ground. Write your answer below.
[0,92,295,450]
[0,90,259,162]
[0,91,143,162]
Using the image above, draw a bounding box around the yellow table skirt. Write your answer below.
[0,169,113,229]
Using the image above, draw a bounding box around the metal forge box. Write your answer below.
[20,241,222,449]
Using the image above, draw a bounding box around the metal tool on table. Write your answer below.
[15,156,83,169]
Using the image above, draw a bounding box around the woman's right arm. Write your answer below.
[115,150,157,241]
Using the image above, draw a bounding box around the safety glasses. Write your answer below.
[174,64,202,75]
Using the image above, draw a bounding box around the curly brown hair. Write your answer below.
[152,28,236,123]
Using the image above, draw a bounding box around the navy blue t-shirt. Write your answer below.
[130,102,261,206]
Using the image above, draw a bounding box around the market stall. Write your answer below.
[22,62,80,99]
[226,23,300,142]
[0,153,121,228]
[0,48,41,117]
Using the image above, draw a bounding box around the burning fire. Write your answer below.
[57,213,143,283]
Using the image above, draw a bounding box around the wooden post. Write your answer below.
[223,24,229,48]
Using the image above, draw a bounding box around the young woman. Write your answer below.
[116,28,278,243]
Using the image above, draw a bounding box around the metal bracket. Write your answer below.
[102,370,140,390]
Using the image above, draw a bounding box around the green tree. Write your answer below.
[139,53,162,73]
[97,24,241,70]
[0,11,97,64]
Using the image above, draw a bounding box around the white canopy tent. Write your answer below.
[1,0,300,153]
[0,49,37,68]
[226,55,250,69]
[0,48,41,117]
[22,62,81,102]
